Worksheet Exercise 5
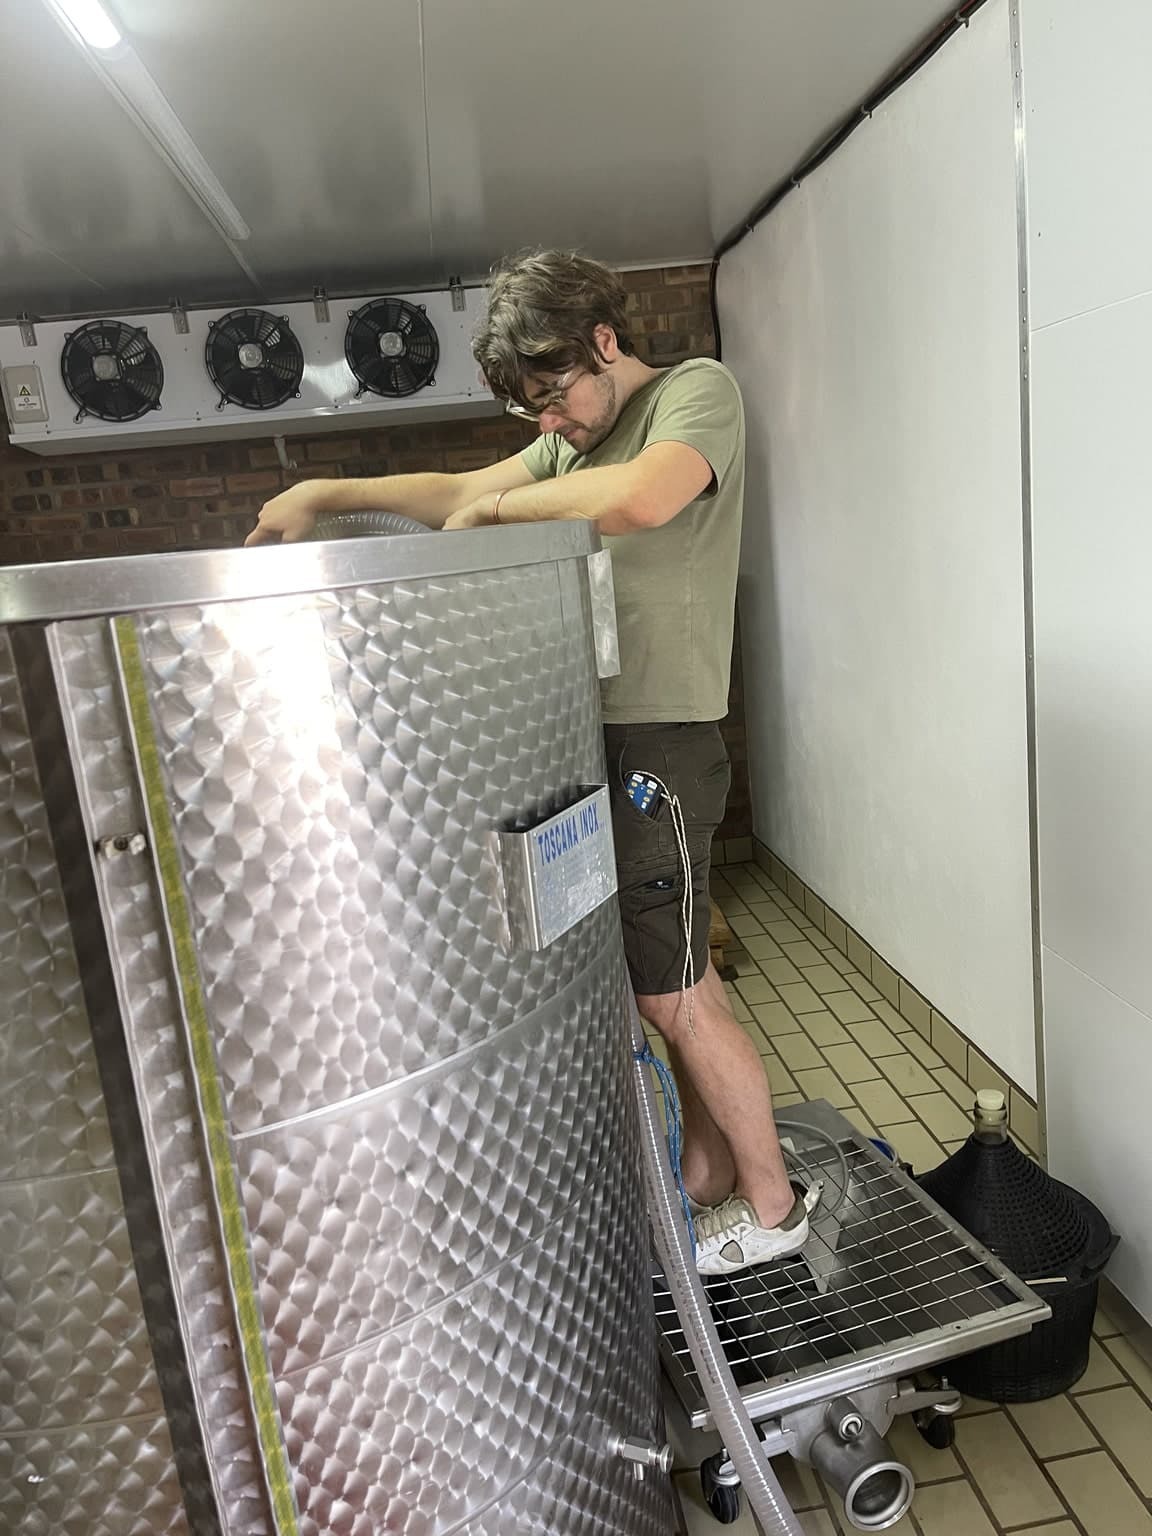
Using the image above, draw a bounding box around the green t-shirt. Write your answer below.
[520,357,745,725]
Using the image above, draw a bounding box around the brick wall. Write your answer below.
[0,263,750,838]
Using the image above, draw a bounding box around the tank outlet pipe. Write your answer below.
[806,1397,914,1531]
[629,992,804,1536]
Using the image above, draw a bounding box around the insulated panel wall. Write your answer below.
[1023,0,1152,1319]
[718,0,1036,1090]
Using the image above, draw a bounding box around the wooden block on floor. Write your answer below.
[709,898,733,971]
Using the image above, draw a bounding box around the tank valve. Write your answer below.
[614,1435,674,1480]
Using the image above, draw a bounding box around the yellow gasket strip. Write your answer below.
[113,614,300,1536]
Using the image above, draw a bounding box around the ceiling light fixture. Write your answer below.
[41,0,251,244]
[44,0,120,50]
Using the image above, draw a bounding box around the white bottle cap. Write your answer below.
[976,1089,1006,1113]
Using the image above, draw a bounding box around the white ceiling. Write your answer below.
[0,0,947,321]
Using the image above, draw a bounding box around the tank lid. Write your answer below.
[976,1089,1006,1113]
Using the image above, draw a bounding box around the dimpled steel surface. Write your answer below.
[51,618,273,1536]
[120,545,670,1530]
[0,628,186,1536]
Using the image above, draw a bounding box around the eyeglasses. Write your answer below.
[505,367,582,422]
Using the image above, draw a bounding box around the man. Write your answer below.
[246,250,811,1274]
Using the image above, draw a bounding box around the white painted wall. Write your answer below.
[1024,0,1152,1317]
[718,0,1038,1091]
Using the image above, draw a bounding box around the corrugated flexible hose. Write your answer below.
[313,510,433,539]
[630,991,804,1536]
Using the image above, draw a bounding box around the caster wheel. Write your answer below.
[700,1452,742,1524]
[916,1412,956,1450]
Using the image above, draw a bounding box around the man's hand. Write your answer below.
[442,495,497,532]
[245,481,334,546]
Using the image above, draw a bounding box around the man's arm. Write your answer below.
[443,441,713,537]
[245,454,537,545]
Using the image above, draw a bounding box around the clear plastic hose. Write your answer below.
[630,992,804,1536]
[313,510,433,539]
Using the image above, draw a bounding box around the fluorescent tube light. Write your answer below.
[44,0,121,50]
[41,0,251,243]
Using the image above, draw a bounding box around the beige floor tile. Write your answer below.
[713,891,747,914]
[1012,1526,1082,1536]
[820,1042,882,1084]
[1071,1340,1126,1393]
[781,938,825,968]
[930,1011,967,1073]
[956,1396,1000,1417]
[791,1066,855,1110]
[743,932,784,962]
[911,1478,997,1536]
[839,1105,878,1138]
[846,930,872,975]
[904,1031,946,1070]
[846,1018,906,1057]
[1048,1448,1152,1535]
[774,1091,804,1108]
[726,993,753,1024]
[879,1119,946,1173]
[843,972,883,1003]
[752,1002,805,1039]
[887,1410,961,1483]
[1011,1089,1041,1151]
[674,1470,762,1534]
[898,981,932,1038]
[872,998,912,1033]
[853,1079,918,1125]
[763,1055,799,1096]
[1092,1300,1122,1339]
[953,1411,1067,1527]
[764,918,806,945]
[1078,1386,1152,1495]
[761,957,804,988]
[803,963,852,997]
[827,950,856,976]
[769,1455,827,1512]
[799,1511,837,1536]
[800,1011,853,1048]
[871,956,901,1007]
[824,912,848,953]
[729,914,766,938]
[735,974,778,1007]
[1104,1336,1152,1402]
[827,1503,917,1536]
[776,981,825,1015]
[914,1092,976,1143]
[877,1052,940,1098]
[942,1139,966,1156]
[731,956,761,978]
[931,1065,974,1110]
[826,990,876,1025]
[775,1032,825,1072]
[967,1048,1012,1103]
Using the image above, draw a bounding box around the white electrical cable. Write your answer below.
[637,771,697,1033]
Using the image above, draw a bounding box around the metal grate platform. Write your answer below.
[655,1100,1050,1427]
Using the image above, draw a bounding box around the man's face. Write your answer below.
[527,367,619,454]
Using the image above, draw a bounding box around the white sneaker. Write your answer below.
[694,1188,819,1277]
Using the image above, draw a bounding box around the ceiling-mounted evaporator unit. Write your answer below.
[0,286,498,455]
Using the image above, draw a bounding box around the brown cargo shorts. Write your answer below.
[603,720,731,996]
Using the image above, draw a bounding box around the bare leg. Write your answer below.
[666,1042,736,1206]
[638,960,794,1228]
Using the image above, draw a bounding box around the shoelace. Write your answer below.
[695,1196,757,1244]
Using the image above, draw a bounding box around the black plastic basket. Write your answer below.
[946,1184,1117,1401]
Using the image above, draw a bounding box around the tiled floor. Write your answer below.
[662,860,1152,1536]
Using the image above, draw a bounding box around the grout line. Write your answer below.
[1060,1388,1152,1519]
